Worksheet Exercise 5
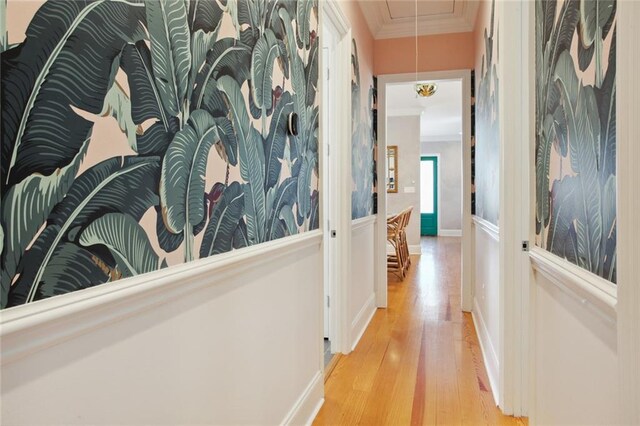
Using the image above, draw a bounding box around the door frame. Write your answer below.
[377,70,473,311]
[617,2,640,423]
[419,155,439,236]
[320,0,352,356]
[321,11,337,342]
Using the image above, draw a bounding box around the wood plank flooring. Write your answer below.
[313,237,527,426]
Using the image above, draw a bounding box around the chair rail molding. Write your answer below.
[529,247,617,323]
[0,231,322,365]
[351,215,376,233]
[472,216,499,242]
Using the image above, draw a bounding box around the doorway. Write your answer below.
[420,155,438,236]
[321,13,337,368]
[376,71,473,312]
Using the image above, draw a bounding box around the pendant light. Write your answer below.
[414,0,438,98]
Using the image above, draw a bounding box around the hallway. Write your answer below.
[314,237,526,425]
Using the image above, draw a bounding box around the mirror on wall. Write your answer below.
[387,145,398,193]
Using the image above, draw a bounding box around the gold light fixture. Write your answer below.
[416,82,437,97]
[411,1,437,98]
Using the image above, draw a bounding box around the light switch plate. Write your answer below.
[404,186,415,193]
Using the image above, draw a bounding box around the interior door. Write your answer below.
[420,156,438,236]
[322,22,334,340]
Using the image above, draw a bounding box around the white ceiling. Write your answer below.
[386,80,462,142]
[386,0,455,19]
[359,0,479,39]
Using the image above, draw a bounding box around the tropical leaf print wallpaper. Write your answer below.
[475,0,500,225]
[0,0,319,309]
[351,39,376,220]
[535,0,617,282]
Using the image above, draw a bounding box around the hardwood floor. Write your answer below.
[313,237,527,426]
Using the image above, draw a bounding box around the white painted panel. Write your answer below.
[350,219,376,350]
[472,221,500,403]
[533,274,619,425]
[1,239,323,425]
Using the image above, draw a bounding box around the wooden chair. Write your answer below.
[399,207,413,274]
[386,212,405,278]
[387,207,414,278]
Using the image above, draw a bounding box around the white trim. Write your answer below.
[377,69,472,314]
[358,1,479,39]
[0,231,322,365]
[280,371,324,426]
[351,215,376,232]
[439,229,462,237]
[617,2,640,423]
[350,293,376,351]
[529,248,617,323]
[499,0,531,415]
[322,0,350,33]
[472,216,499,242]
[472,298,500,406]
[322,0,352,355]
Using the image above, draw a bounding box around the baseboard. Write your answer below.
[281,371,324,426]
[471,298,500,406]
[350,293,377,351]
[439,229,462,237]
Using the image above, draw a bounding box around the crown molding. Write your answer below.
[359,0,480,40]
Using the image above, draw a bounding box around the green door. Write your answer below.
[420,156,438,236]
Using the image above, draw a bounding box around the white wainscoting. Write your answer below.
[351,216,377,350]
[529,248,619,425]
[471,216,501,404]
[0,232,324,425]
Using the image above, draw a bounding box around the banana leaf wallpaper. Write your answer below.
[475,0,500,226]
[471,69,476,216]
[0,0,319,309]
[351,39,375,220]
[535,0,617,283]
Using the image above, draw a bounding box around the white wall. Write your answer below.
[531,273,619,425]
[387,115,421,247]
[471,219,500,403]
[421,140,462,232]
[350,218,377,351]
[0,234,324,425]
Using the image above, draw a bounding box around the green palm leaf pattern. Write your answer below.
[1,139,89,307]
[160,109,219,260]
[217,76,266,245]
[200,182,245,257]
[251,28,284,114]
[265,92,294,189]
[80,212,165,277]
[1,0,146,190]
[145,0,192,117]
[1,0,320,308]
[7,156,160,307]
[535,0,616,282]
[101,82,141,152]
